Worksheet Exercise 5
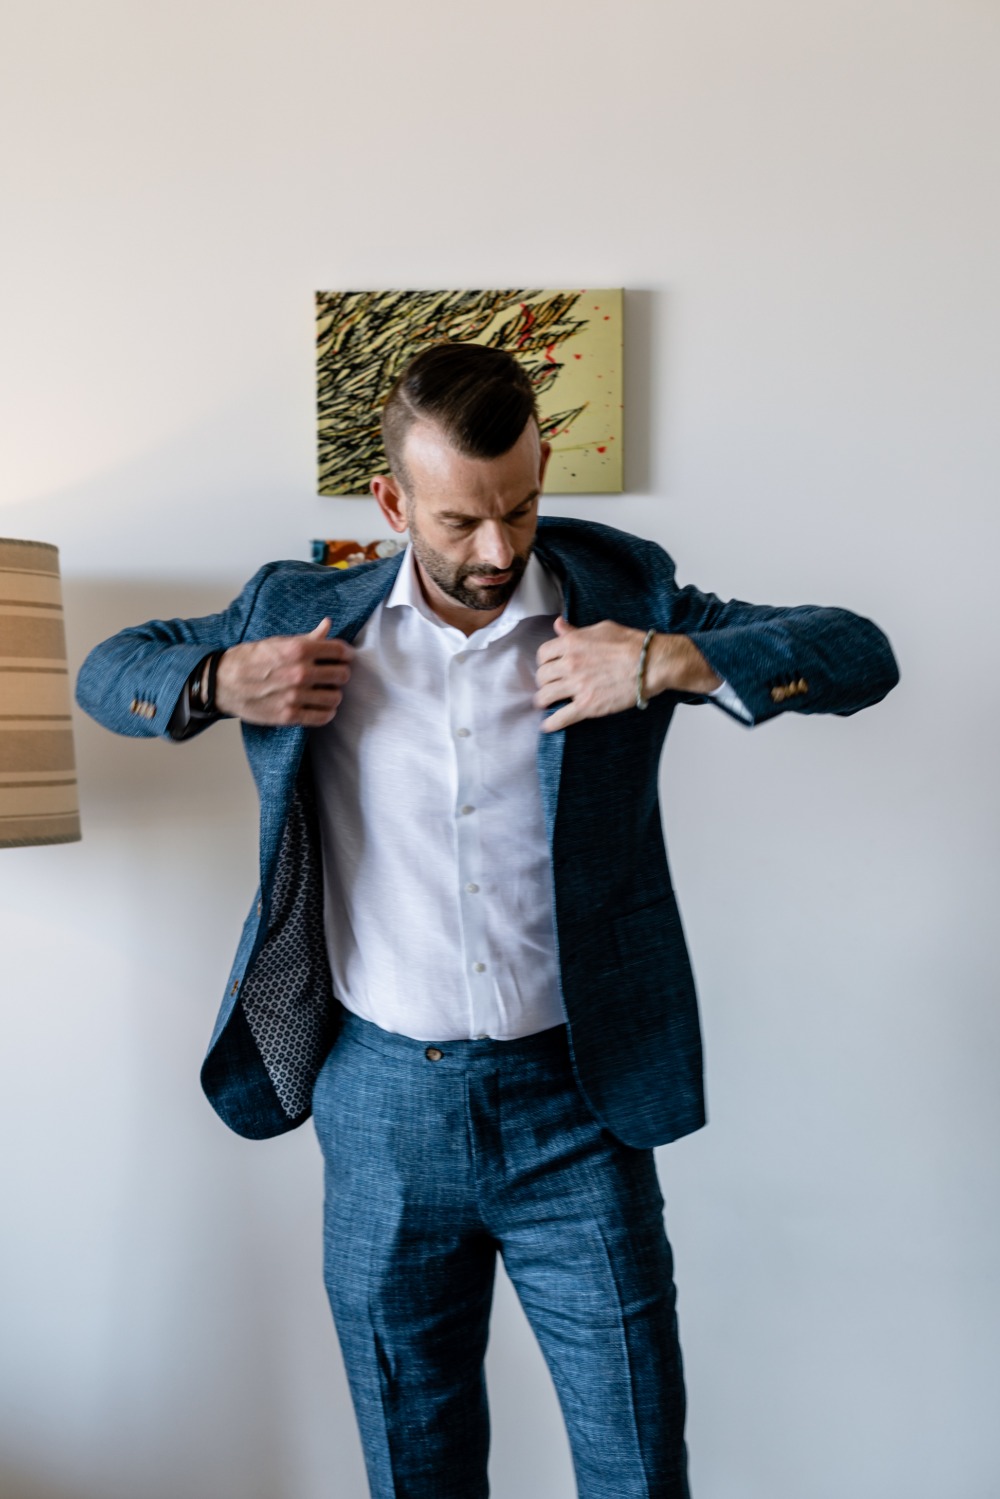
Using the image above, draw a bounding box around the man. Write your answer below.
[77,342,899,1499]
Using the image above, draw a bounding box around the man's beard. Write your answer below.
[409,524,531,611]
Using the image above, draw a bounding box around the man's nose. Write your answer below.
[476,523,515,570]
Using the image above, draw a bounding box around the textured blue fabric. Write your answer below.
[75,518,900,1146]
[313,1012,690,1499]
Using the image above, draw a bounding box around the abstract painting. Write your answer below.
[316,289,623,496]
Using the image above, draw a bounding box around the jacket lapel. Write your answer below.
[249,554,406,872]
[532,534,580,847]
[328,549,406,643]
[531,525,628,849]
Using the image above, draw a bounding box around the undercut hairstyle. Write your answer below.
[380,342,539,491]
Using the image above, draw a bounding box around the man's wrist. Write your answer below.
[643,633,722,698]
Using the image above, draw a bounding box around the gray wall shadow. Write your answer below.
[622,287,660,496]
[0,1471,95,1499]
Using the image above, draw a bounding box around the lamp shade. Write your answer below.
[0,538,81,848]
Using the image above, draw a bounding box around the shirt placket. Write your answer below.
[449,639,494,1038]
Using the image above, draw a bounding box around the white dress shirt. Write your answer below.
[311,546,566,1042]
[310,544,750,1042]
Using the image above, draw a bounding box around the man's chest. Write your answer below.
[310,604,556,817]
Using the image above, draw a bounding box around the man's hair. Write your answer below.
[380,342,539,490]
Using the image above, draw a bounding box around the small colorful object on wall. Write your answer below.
[316,289,623,496]
[311,537,406,569]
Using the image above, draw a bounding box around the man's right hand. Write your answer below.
[213,619,354,726]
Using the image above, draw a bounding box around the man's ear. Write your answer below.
[538,439,552,489]
[370,472,409,534]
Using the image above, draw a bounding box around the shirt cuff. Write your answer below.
[708,679,754,724]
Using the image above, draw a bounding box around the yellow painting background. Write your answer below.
[466,288,622,493]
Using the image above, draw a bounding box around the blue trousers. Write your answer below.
[312,1012,690,1499]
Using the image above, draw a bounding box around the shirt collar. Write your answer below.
[385,543,562,643]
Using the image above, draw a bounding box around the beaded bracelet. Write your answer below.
[635,628,656,710]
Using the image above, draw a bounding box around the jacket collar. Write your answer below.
[327,549,406,642]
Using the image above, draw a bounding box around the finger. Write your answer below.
[308,639,355,663]
[536,637,566,666]
[301,621,355,662]
[256,706,336,728]
[290,641,354,673]
[540,702,582,733]
[302,663,351,687]
[533,683,571,709]
[534,660,566,687]
[553,615,576,636]
[319,651,355,670]
[302,687,343,712]
[279,689,344,725]
[272,662,349,697]
[292,705,340,726]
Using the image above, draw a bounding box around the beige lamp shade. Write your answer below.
[0,538,81,848]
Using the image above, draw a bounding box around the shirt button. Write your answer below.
[456,727,471,738]
[460,804,475,816]
[425,1047,443,1062]
[466,883,479,894]
[472,962,486,973]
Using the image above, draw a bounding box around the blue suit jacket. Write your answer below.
[76,518,899,1148]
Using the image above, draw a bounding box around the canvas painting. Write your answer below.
[316,289,623,496]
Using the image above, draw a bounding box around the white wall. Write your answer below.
[2,3,998,1496]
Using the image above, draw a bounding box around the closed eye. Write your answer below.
[438,495,537,530]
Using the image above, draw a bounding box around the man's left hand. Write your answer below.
[535,618,721,733]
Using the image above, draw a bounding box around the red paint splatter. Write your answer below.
[603,315,610,320]
[597,446,607,453]
[517,303,536,350]
[544,342,557,364]
[573,353,582,360]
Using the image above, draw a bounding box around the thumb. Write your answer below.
[306,618,332,639]
[553,615,576,635]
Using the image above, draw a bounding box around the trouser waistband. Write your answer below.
[337,1007,570,1070]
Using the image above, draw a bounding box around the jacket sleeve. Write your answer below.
[75,564,280,741]
[666,573,900,726]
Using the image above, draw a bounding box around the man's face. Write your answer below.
[374,417,550,621]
